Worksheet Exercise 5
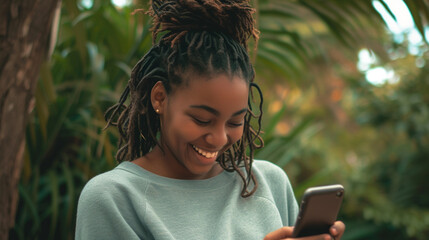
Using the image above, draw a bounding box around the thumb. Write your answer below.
[264,226,294,240]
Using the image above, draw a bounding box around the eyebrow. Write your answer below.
[190,105,247,117]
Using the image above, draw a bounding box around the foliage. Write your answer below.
[10,0,429,239]
[10,1,152,239]
[345,57,429,239]
[255,0,389,84]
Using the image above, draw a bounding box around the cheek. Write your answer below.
[169,117,202,142]
[229,127,244,143]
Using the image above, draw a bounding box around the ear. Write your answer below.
[151,81,167,114]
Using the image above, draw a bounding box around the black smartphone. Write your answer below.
[291,184,344,238]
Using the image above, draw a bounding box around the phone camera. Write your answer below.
[336,191,343,197]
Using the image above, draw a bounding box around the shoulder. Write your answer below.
[252,159,285,172]
[81,166,127,195]
[76,163,150,239]
[78,162,150,205]
[251,159,296,204]
[252,159,291,184]
[251,160,299,225]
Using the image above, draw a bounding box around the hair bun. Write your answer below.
[150,0,259,48]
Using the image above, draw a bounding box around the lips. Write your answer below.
[192,145,219,159]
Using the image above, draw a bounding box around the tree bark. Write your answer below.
[0,0,60,238]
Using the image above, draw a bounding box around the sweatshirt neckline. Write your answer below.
[117,161,236,190]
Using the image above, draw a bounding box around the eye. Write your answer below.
[228,122,244,128]
[192,116,210,125]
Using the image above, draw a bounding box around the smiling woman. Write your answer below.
[74,1,345,239]
[102,0,262,196]
[137,74,249,180]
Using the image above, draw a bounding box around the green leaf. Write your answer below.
[72,11,94,26]
[48,171,59,240]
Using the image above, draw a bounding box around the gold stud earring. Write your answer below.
[155,109,160,113]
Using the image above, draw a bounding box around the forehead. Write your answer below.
[169,73,249,109]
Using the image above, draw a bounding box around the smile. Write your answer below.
[192,145,219,158]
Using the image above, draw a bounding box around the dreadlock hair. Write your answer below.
[105,0,264,197]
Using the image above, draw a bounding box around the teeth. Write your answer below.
[192,145,218,158]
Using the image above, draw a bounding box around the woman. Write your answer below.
[75,0,345,239]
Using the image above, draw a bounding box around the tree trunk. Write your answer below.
[0,0,60,238]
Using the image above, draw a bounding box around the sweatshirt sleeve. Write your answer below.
[282,171,299,225]
[254,160,299,226]
[75,175,142,240]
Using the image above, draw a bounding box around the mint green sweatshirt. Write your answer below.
[75,160,298,240]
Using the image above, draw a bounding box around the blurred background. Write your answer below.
[9,0,429,239]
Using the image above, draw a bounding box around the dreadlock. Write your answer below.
[105,0,264,197]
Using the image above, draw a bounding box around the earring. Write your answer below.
[155,109,160,113]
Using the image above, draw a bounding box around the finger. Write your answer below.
[330,221,346,239]
[295,234,332,240]
[263,226,293,240]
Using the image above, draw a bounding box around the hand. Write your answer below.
[329,221,345,239]
[263,221,345,240]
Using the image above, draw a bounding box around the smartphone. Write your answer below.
[291,184,344,238]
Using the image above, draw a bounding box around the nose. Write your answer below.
[205,125,228,148]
